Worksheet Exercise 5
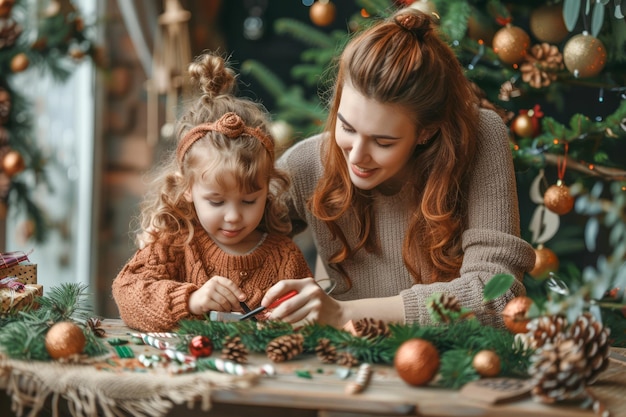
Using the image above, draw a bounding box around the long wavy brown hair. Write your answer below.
[135,53,291,248]
[309,8,480,286]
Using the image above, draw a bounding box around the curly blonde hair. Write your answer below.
[136,53,291,247]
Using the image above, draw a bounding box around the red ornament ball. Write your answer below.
[394,338,440,386]
[189,335,213,357]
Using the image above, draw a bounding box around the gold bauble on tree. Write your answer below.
[563,32,607,78]
[408,0,438,16]
[511,114,535,138]
[529,4,569,44]
[530,245,559,280]
[492,24,530,65]
[45,321,86,359]
[502,296,533,334]
[544,183,574,215]
[10,52,29,73]
[2,149,25,177]
[472,350,501,377]
[309,0,336,27]
[394,338,440,386]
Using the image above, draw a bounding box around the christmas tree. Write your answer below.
[242,0,626,342]
[0,0,98,244]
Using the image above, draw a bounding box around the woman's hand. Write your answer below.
[188,276,246,315]
[263,278,345,327]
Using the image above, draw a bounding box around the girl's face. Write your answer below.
[335,83,426,191]
[185,173,268,253]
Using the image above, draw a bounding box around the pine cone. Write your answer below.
[0,87,10,125]
[265,333,304,363]
[428,293,462,324]
[498,80,521,102]
[86,317,105,338]
[525,314,568,349]
[520,43,564,89]
[529,337,587,403]
[352,318,391,339]
[567,313,611,385]
[315,338,337,364]
[0,17,22,49]
[336,351,359,368]
[221,335,248,364]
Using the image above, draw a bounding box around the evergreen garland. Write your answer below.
[0,282,107,360]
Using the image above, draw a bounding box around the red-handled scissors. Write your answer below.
[238,290,298,321]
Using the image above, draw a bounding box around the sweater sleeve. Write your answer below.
[111,241,200,332]
[400,109,536,327]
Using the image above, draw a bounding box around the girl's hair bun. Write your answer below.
[393,9,433,38]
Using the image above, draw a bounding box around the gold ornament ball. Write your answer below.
[544,184,574,215]
[270,120,294,152]
[472,350,501,377]
[45,321,86,359]
[511,114,535,138]
[530,246,559,280]
[563,33,607,78]
[310,1,336,27]
[10,53,29,73]
[2,150,25,177]
[394,338,440,386]
[492,24,530,65]
[529,4,569,44]
[502,296,533,334]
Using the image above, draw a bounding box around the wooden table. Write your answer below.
[2,319,625,417]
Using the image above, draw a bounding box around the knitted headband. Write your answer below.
[176,112,274,165]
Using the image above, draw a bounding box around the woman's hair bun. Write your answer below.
[187,53,237,97]
[393,9,432,37]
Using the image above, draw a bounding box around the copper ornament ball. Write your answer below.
[189,335,213,358]
[511,114,535,138]
[563,33,607,79]
[472,350,501,377]
[530,246,559,280]
[544,184,574,215]
[394,338,440,386]
[529,4,569,44]
[10,53,29,73]
[492,24,530,65]
[2,150,25,177]
[45,321,87,359]
[502,296,533,334]
[309,1,336,27]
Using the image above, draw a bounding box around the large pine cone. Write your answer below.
[352,318,391,339]
[567,313,611,385]
[525,314,568,349]
[266,333,304,363]
[529,337,588,403]
[315,338,337,364]
[520,43,564,88]
[221,335,248,364]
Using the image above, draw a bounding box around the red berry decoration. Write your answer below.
[189,335,213,357]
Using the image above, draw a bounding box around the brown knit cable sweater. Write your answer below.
[112,227,312,332]
[278,109,536,327]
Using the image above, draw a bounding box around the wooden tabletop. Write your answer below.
[99,319,626,417]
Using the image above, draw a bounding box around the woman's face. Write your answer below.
[335,83,425,191]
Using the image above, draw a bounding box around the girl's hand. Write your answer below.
[188,276,246,315]
[262,278,345,327]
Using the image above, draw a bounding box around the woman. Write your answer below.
[262,8,535,328]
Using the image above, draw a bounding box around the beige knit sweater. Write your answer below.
[278,109,536,327]
[112,227,312,332]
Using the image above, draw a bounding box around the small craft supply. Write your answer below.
[129,332,170,350]
[204,357,247,376]
[345,363,373,395]
[114,345,135,359]
[238,290,298,321]
[163,348,195,363]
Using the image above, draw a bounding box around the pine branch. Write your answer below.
[274,18,336,49]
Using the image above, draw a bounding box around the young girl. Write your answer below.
[112,53,312,332]
[260,8,535,328]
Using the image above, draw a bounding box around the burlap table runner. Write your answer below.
[0,354,258,417]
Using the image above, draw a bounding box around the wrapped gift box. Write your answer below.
[0,284,43,314]
[0,262,38,284]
